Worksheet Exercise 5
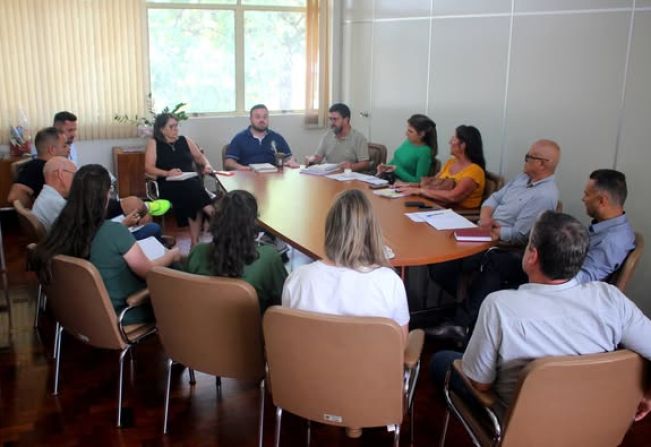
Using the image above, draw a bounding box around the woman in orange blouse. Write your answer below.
[397,125,485,208]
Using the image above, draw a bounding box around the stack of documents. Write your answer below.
[372,188,408,199]
[300,163,340,175]
[250,163,278,173]
[326,171,389,186]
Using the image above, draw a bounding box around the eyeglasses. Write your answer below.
[524,154,549,163]
[62,169,76,175]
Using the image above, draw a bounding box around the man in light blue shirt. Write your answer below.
[478,139,560,245]
[575,169,635,283]
[431,211,651,421]
[425,140,560,338]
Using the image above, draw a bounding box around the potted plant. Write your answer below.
[114,94,189,138]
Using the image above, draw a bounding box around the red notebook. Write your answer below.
[454,228,492,242]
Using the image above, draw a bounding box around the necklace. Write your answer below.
[167,140,176,152]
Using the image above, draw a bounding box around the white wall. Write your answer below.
[342,0,651,315]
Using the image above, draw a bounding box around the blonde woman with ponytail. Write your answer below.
[282,189,409,339]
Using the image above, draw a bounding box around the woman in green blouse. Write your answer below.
[376,114,437,183]
[185,190,287,312]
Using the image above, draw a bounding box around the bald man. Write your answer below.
[425,140,560,340]
[32,157,77,232]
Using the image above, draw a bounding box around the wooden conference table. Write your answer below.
[218,168,490,268]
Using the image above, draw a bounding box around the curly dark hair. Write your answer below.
[30,164,111,284]
[208,190,260,277]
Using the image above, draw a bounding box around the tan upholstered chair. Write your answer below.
[440,350,647,447]
[263,306,424,447]
[14,201,47,328]
[44,255,156,427]
[607,232,644,293]
[367,142,387,173]
[146,267,266,443]
[13,200,46,243]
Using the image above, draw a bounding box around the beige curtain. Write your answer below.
[0,0,147,144]
[304,0,330,128]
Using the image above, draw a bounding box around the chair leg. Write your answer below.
[33,284,42,328]
[189,368,196,385]
[274,407,283,447]
[215,376,221,391]
[163,358,173,434]
[306,420,312,447]
[410,400,415,446]
[439,410,450,447]
[0,220,12,331]
[117,346,130,427]
[53,321,61,359]
[258,379,265,447]
[393,424,401,447]
[52,323,63,395]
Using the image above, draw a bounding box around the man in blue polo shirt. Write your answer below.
[225,104,299,170]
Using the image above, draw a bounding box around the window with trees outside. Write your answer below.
[147,0,313,115]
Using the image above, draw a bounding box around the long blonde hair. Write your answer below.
[324,189,389,270]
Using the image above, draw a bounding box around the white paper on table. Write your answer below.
[405,210,448,222]
[136,236,167,260]
[326,171,389,186]
[166,171,198,181]
[110,214,144,232]
[300,163,340,176]
[423,209,477,230]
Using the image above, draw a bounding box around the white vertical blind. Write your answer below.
[0,0,147,143]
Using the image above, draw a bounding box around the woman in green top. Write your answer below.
[376,114,437,183]
[185,190,287,312]
[31,164,180,324]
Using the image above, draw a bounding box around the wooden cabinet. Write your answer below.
[112,147,146,199]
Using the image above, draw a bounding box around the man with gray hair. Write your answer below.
[431,211,651,420]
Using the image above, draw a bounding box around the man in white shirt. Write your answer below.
[32,157,76,232]
[431,211,651,421]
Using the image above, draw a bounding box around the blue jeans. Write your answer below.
[132,222,162,241]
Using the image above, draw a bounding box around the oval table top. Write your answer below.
[217,168,490,267]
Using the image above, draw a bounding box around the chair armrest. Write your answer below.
[404,329,425,369]
[126,288,150,307]
[452,359,498,408]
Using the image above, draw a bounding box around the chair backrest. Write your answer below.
[13,199,46,242]
[222,144,230,169]
[608,232,644,293]
[429,158,442,176]
[501,350,646,447]
[263,306,405,428]
[367,143,387,171]
[147,267,265,380]
[44,255,128,350]
[483,171,504,202]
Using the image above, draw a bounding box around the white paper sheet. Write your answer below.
[166,171,198,181]
[423,209,476,230]
[136,236,167,260]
